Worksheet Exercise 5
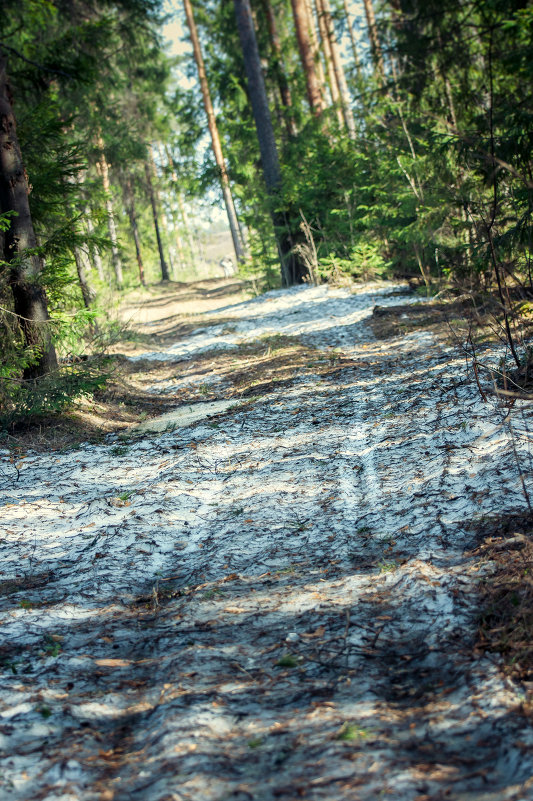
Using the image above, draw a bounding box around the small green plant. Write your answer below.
[19,599,32,609]
[248,738,263,748]
[118,490,133,501]
[276,654,298,668]
[335,723,368,742]
[378,561,397,573]
[0,657,18,675]
[110,445,129,456]
[38,706,52,719]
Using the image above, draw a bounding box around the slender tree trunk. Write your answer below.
[145,153,170,282]
[183,0,245,264]
[342,0,363,82]
[315,0,344,127]
[318,0,356,139]
[234,0,307,285]
[155,174,178,278]
[290,0,325,115]
[96,135,123,288]
[123,177,145,285]
[362,0,384,79]
[84,208,105,281]
[74,248,95,309]
[262,0,297,137]
[0,49,57,378]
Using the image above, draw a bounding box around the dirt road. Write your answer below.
[1,280,531,800]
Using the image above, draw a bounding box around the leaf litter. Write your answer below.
[0,281,532,801]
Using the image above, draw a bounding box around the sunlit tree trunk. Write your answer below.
[145,150,170,282]
[362,0,384,79]
[96,135,123,289]
[234,0,307,285]
[183,0,245,264]
[0,49,57,378]
[304,0,327,99]
[290,0,325,115]
[314,0,344,127]
[317,0,356,139]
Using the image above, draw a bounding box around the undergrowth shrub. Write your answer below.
[0,363,108,429]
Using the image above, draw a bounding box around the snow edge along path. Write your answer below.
[0,282,532,801]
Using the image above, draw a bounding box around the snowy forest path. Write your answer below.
[1,279,532,801]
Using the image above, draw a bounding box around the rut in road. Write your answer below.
[1,282,531,801]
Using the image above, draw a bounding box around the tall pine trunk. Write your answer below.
[317,0,356,139]
[0,49,57,378]
[315,0,344,127]
[183,0,245,264]
[290,0,325,116]
[96,135,123,289]
[145,152,170,282]
[233,0,307,285]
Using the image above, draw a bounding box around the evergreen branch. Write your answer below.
[0,43,73,79]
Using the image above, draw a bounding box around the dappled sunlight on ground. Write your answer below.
[1,282,532,800]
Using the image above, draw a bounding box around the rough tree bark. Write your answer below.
[96,135,124,289]
[233,0,307,285]
[290,0,325,115]
[0,48,57,378]
[145,149,170,282]
[183,0,245,264]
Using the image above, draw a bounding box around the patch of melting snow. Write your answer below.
[0,282,532,801]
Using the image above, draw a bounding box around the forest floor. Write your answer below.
[1,278,532,801]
